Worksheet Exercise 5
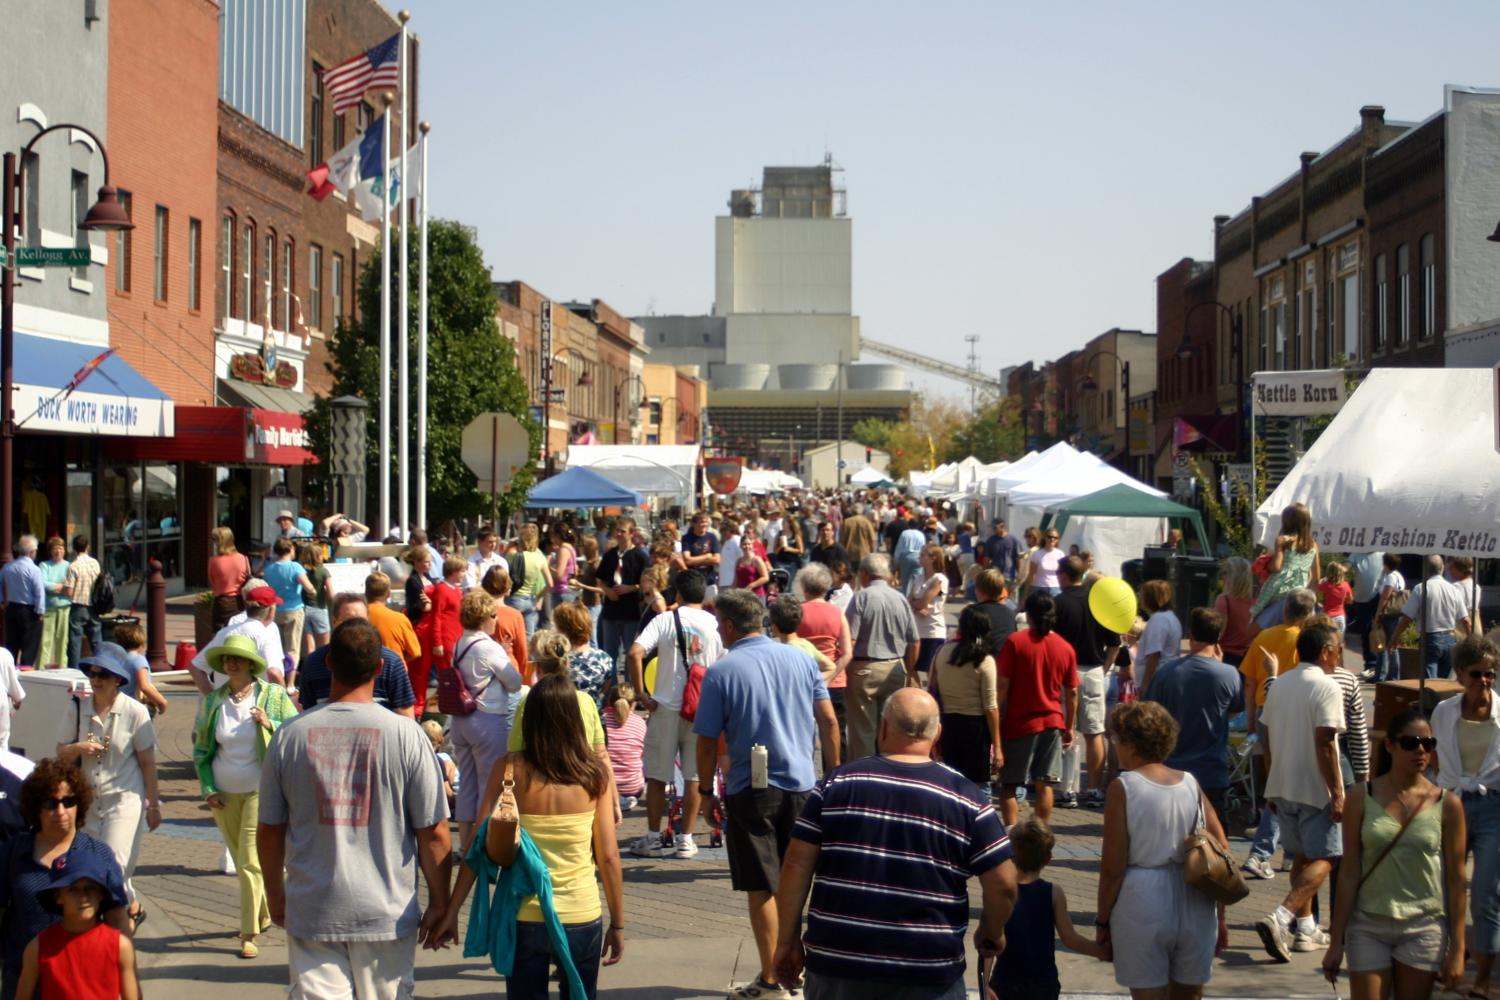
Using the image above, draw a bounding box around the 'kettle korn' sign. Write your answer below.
[1251,369,1346,416]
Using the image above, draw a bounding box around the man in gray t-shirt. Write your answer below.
[259,618,450,993]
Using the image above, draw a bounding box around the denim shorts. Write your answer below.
[303,606,330,637]
[1272,798,1341,860]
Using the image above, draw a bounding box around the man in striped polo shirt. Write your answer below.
[772,688,1018,1000]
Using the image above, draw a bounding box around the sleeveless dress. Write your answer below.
[1251,547,1315,623]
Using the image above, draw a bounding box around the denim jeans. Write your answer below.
[1423,631,1458,679]
[507,918,602,1000]
[1249,801,1281,861]
[597,617,640,682]
[1379,616,1403,682]
[67,604,104,668]
[1468,792,1500,956]
[506,594,538,638]
[1353,597,1380,668]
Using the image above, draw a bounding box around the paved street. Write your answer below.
[124,605,1365,998]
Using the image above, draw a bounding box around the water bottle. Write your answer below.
[750,744,769,789]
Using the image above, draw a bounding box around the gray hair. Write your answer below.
[715,588,766,634]
[15,534,36,557]
[1424,553,1446,578]
[795,563,832,600]
[860,552,891,580]
[881,689,940,741]
[1285,587,1318,622]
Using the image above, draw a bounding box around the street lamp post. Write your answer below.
[612,373,646,445]
[1176,301,1245,453]
[1077,349,1131,459]
[542,346,594,469]
[2,126,131,561]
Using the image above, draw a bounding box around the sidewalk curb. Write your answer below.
[130,887,186,969]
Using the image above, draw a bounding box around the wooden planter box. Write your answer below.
[193,599,215,649]
[1397,646,1423,680]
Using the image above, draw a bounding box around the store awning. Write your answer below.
[111,406,316,465]
[14,333,174,437]
[218,377,315,414]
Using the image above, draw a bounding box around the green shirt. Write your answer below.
[1358,791,1444,921]
[508,690,606,752]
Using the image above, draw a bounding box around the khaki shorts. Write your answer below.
[1345,910,1444,973]
[644,707,699,785]
[1078,666,1107,736]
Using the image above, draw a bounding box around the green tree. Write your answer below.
[946,395,1026,464]
[304,219,539,528]
[850,416,893,452]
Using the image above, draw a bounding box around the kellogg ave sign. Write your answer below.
[1251,369,1346,416]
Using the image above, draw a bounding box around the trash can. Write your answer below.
[1171,556,1220,624]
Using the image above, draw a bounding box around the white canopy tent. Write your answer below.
[1256,368,1500,556]
[849,465,892,486]
[739,468,804,494]
[926,456,986,494]
[563,445,699,500]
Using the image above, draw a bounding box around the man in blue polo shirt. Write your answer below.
[695,588,839,1000]
[296,593,416,718]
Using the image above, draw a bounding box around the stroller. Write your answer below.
[1222,730,1261,830]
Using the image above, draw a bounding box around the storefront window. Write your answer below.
[101,462,183,601]
[65,469,93,543]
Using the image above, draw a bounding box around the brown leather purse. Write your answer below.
[1182,790,1250,905]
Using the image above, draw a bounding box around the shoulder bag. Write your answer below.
[675,609,708,722]
[1182,783,1250,905]
[438,636,482,716]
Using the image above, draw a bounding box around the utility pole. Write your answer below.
[965,334,980,413]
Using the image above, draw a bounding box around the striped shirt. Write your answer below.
[1331,667,1371,781]
[603,707,646,796]
[792,756,1012,986]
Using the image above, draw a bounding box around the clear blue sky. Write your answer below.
[401,1,1500,400]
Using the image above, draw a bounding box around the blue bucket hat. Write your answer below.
[78,642,133,686]
[37,848,127,914]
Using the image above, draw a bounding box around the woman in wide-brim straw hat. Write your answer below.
[192,633,297,959]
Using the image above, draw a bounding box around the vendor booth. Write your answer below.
[563,444,699,506]
[526,467,644,509]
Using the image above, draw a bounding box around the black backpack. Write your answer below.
[92,568,116,617]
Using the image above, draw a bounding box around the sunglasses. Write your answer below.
[1393,735,1438,753]
[1470,670,1498,681]
[40,796,79,811]
[85,670,116,682]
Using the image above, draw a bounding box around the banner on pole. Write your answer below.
[705,457,744,495]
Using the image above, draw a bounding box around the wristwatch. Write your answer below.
[698,784,714,797]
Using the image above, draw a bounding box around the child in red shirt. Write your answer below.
[1316,563,1353,634]
[16,853,137,1000]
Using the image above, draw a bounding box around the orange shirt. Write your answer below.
[492,604,531,683]
[1239,623,1302,709]
[369,601,421,664]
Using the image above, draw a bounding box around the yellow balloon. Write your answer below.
[1089,576,1139,635]
[644,656,658,696]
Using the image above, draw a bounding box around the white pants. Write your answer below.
[85,790,143,904]
[288,933,417,999]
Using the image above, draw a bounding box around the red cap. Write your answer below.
[245,586,283,607]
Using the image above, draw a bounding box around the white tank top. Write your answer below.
[1119,769,1201,868]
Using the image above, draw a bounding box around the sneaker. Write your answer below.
[727,976,794,999]
[1255,912,1293,963]
[1279,855,1296,872]
[620,796,639,813]
[629,834,664,858]
[1292,925,1331,952]
[1241,856,1276,880]
[1082,789,1106,808]
[673,833,699,859]
[1057,791,1079,809]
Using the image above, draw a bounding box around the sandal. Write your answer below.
[239,939,258,960]
[129,908,147,931]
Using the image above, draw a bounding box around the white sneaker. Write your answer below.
[629,834,664,858]
[620,796,639,812]
[1241,855,1276,880]
[727,976,794,999]
[1293,925,1331,952]
[220,846,237,876]
[673,833,698,859]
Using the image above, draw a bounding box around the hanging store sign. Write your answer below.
[705,457,744,495]
[16,382,173,437]
[1251,369,1346,416]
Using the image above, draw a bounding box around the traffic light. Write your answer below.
[865,446,872,463]
[895,449,904,456]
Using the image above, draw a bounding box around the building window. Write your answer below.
[153,205,169,301]
[114,190,132,291]
[1395,243,1410,346]
[308,244,322,329]
[262,231,275,328]
[331,253,344,327]
[1373,253,1387,351]
[1420,233,1436,339]
[217,0,306,147]
[187,218,202,312]
[648,398,663,426]
[332,111,346,151]
[309,62,324,167]
[71,171,90,282]
[282,237,294,332]
[219,214,234,323]
[241,221,254,323]
[20,152,39,245]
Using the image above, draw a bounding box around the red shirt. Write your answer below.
[37,921,120,1000]
[1317,581,1353,618]
[796,599,848,689]
[997,629,1079,738]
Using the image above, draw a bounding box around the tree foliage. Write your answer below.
[304,219,539,529]
[947,395,1026,465]
[850,416,893,452]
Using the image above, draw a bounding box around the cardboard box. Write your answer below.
[1373,678,1462,733]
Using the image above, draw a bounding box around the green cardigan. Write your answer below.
[192,679,298,797]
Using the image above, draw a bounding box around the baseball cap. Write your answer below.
[245,585,283,607]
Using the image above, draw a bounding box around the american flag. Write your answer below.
[323,33,400,114]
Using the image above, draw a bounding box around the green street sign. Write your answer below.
[14,246,92,267]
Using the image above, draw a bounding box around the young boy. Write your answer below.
[985,817,1102,1000]
[113,624,168,716]
[16,853,137,999]
[767,594,836,677]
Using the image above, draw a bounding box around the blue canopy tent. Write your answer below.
[525,466,643,509]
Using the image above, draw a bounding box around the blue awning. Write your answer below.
[13,333,175,437]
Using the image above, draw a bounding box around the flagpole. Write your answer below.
[397,10,411,538]
[378,96,392,536]
[417,121,430,531]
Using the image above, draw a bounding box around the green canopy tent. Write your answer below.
[1040,483,1211,556]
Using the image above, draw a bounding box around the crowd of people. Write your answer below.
[0,489,1497,999]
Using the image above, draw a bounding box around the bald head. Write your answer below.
[880,688,941,752]
[1425,554,1445,579]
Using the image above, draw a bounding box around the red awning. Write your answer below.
[109,406,317,465]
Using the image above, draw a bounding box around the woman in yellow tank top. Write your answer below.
[1323,707,1466,999]
[435,674,625,998]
